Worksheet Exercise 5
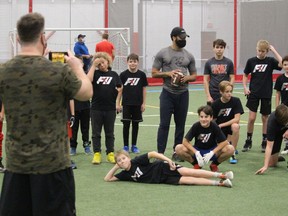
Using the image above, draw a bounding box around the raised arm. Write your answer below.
[65,50,93,101]
[270,45,283,68]
[104,164,120,182]
[147,151,176,170]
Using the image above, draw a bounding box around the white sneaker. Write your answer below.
[222,179,232,188]
[281,149,288,155]
[224,171,234,180]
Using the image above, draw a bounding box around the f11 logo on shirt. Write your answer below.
[96,76,113,84]
[253,64,268,73]
[198,133,211,143]
[218,108,232,117]
[281,83,288,91]
[131,167,143,181]
[124,78,140,86]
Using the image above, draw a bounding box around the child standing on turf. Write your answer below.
[175,105,234,172]
[105,150,233,188]
[203,39,234,104]
[256,104,288,174]
[119,53,148,154]
[274,55,288,154]
[211,81,244,164]
[242,40,282,153]
[88,52,122,165]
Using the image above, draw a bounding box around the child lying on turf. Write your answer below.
[104,150,233,188]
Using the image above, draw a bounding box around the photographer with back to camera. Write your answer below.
[0,12,93,216]
[152,27,197,161]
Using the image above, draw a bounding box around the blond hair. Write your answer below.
[93,52,112,68]
[257,40,270,51]
[114,150,130,162]
[219,80,233,92]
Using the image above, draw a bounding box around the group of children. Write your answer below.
[105,38,288,188]
[2,38,288,188]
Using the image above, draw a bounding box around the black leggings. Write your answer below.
[123,121,139,146]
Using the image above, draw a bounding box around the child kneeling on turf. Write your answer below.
[175,105,234,172]
[104,150,233,188]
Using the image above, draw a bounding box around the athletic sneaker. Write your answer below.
[242,139,252,152]
[83,141,92,155]
[84,146,92,155]
[70,147,76,156]
[235,149,239,155]
[278,155,286,162]
[281,142,288,155]
[224,171,234,180]
[193,164,202,169]
[172,152,184,162]
[123,146,129,152]
[261,140,267,153]
[220,179,232,188]
[71,160,77,169]
[210,163,219,172]
[92,152,101,164]
[229,155,238,164]
[131,145,140,154]
[107,152,116,164]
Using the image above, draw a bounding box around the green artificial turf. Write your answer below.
[1,84,288,216]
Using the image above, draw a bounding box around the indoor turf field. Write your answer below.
[0,83,287,216]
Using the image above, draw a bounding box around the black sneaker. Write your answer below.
[278,155,286,162]
[71,160,77,169]
[261,140,267,153]
[172,152,184,162]
[281,142,288,155]
[242,140,252,152]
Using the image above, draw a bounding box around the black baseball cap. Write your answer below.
[170,27,190,39]
[78,34,86,39]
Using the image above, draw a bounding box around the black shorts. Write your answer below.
[0,168,76,216]
[222,126,232,137]
[121,105,143,122]
[160,163,182,185]
[246,95,271,115]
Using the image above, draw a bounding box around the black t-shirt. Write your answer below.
[115,153,170,183]
[91,70,122,111]
[244,56,281,98]
[267,111,287,142]
[211,97,244,130]
[120,69,148,106]
[185,121,226,149]
[274,74,288,106]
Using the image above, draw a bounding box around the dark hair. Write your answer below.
[275,104,288,125]
[197,105,213,117]
[17,12,44,44]
[282,55,288,64]
[102,33,109,40]
[127,53,139,62]
[213,39,226,48]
